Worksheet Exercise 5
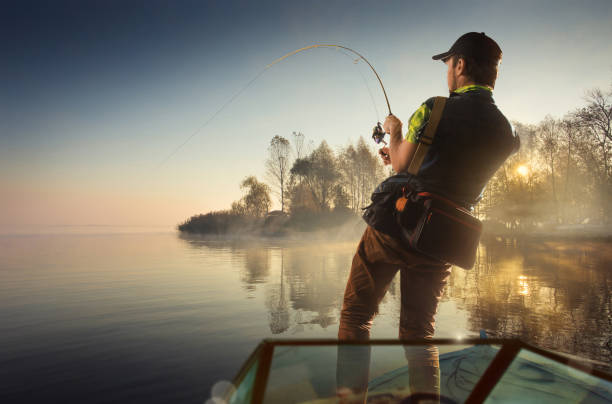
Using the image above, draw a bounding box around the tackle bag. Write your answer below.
[395,189,482,269]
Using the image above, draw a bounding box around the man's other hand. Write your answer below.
[383,114,402,138]
[379,147,391,165]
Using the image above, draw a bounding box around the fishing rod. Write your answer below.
[156,44,392,168]
[267,44,391,146]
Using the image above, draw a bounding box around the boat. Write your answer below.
[224,338,612,403]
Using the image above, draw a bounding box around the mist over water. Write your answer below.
[0,231,610,403]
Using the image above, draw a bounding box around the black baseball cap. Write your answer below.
[432,32,502,64]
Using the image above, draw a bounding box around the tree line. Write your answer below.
[478,84,612,233]
[178,132,389,234]
[179,81,611,236]
[222,131,390,219]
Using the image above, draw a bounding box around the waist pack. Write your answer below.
[395,188,482,269]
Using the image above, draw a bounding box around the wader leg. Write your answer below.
[400,265,451,403]
[337,226,399,402]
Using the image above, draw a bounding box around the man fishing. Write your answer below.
[336,32,520,401]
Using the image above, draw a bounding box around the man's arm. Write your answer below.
[384,114,418,173]
[381,100,433,173]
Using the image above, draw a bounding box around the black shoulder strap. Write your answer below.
[407,96,447,175]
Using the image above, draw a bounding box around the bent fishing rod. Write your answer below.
[268,44,391,146]
[156,44,392,168]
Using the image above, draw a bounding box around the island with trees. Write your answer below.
[179,83,612,239]
[178,132,386,237]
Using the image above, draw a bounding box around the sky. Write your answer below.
[1,0,611,230]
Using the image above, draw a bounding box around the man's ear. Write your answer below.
[455,57,466,76]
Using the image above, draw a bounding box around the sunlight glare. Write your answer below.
[518,275,529,296]
[517,165,529,177]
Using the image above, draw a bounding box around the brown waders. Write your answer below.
[336,225,451,403]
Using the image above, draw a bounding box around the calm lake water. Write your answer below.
[1,229,610,403]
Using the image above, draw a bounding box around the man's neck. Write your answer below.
[451,78,476,92]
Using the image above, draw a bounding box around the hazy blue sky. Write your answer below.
[2,0,611,229]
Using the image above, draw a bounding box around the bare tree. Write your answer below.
[558,116,581,223]
[575,89,612,179]
[291,131,306,160]
[574,87,612,221]
[537,116,561,222]
[265,135,291,212]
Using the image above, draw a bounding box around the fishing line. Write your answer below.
[154,68,267,169]
[330,47,380,122]
[155,44,392,169]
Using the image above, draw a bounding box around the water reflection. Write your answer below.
[449,238,612,369]
[2,233,608,403]
[181,236,611,370]
[242,248,270,293]
[517,275,529,296]
[265,250,289,334]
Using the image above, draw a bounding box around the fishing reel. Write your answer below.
[372,121,390,161]
[372,122,387,145]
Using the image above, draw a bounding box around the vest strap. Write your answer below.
[407,96,447,175]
